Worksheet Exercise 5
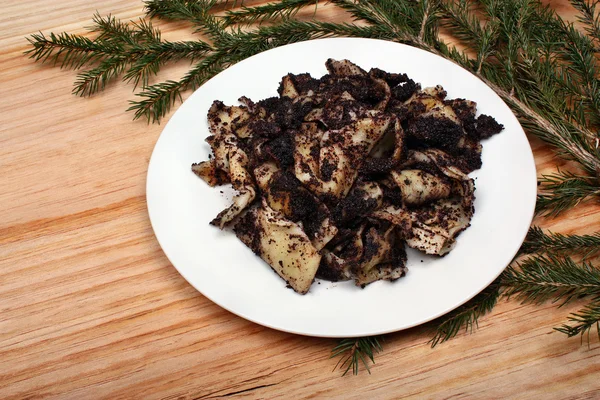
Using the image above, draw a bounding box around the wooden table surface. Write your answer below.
[2,1,599,398]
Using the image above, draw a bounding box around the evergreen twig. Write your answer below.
[570,0,600,43]
[144,0,230,38]
[536,171,600,216]
[555,299,600,340]
[127,51,226,122]
[502,255,600,305]
[25,32,119,69]
[331,336,383,376]
[521,227,600,259]
[223,0,318,26]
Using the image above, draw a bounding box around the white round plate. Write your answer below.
[147,38,536,338]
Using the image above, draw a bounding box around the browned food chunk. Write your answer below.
[235,200,321,294]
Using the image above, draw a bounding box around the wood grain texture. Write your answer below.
[1,1,599,399]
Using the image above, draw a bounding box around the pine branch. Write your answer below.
[90,12,166,46]
[521,227,600,259]
[73,55,129,96]
[433,0,600,182]
[28,14,213,98]
[237,19,400,46]
[144,0,214,22]
[331,0,389,26]
[554,298,600,340]
[144,0,228,39]
[331,336,383,375]
[429,277,502,347]
[363,2,600,196]
[25,32,120,69]
[123,40,212,88]
[536,171,600,217]
[441,0,483,46]
[570,0,600,43]
[431,252,600,346]
[223,0,318,26]
[89,13,137,44]
[103,16,400,122]
[131,18,163,43]
[558,21,600,128]
[503,255,600,342]
[124,18,400,122]
[331,0,421,37]
[127,51,226,123]
[488,83,600,180]
[417,0,442,44]
[502,255,600,305]
[441,0,498,73]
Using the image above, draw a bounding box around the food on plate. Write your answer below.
[192,59,503,294]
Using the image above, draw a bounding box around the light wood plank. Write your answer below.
[1,1,599,399]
